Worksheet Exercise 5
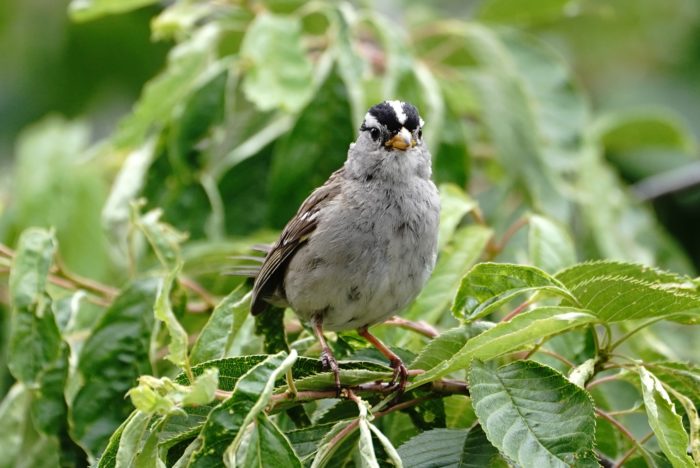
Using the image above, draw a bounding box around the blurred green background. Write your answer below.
[1,2,699,463]
[1,0,700,273]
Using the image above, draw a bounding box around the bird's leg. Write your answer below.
[357,326,408,394]
[312,313,341,396]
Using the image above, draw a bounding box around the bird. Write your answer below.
[247,100,440,393]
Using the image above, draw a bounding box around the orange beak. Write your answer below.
[385,127,415,151]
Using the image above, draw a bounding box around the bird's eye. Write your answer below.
[417,129,423,139]
[369,127,380,141]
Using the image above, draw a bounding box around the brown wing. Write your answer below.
[251,168,345,315]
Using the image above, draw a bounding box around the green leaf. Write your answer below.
[155,406,210,456]
[69,0,158,21]
[356,398,379,468]
[556,261,700,323]
[414,60,446,155]
[310,419,359,467]
[0,383,61,468]
[367,419,403,467]
[286,422,340,459]
[556,260,694,289]
[240,414,303,467]
[240,13,314,112]
[129,367,219,415]
[410,307,597,388]
[576,140,693,272]
[184,355,268,391]
[437,184,478,251]
[638,367,696,468]
[128,379,177,416]
[404,225,492,325]
[397,425,503,467]
[8,228,61,385]
[9,117,111,279]
[332,5,366,126]
[182,368,219,407]
[409,323,492,372]
[568,358,598,389]
[30,345,69,435]
[644,361,700,408]
[133,204,188,269]
[152,2,219,40]
[452,262,576,322]
[114,25,222,147]
[595,110,694,155]
[463,25,575,218]
[96,416,129,468]
[190,288,251,365]
[444,396,477,429]
[460,423,507,467]
[190,351,298,466]
[154,266,189,368]
[0,384,32,466]
[115,411,152,468]
[528,214,576,273]
[70,278,158,458]
[267,69,354,225]
[185,353,377,392]
[8,228,55,311]
[254,306,289,353]
[469,360,596,467]
[102,139,156,260]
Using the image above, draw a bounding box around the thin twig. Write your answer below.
[596,408,653,467]
[486,216,529,259]
[383,316,439,338]
[179,276,218,309]
[609,315,688,351]
[323,393,436,459]
[614,432,653,468]
[46,274,112,307]
[531,348,575,368]
[55,254,119,298]
[266,376,468,407]
[587,374,623,390]
[501,300,531,322]
[0,243,15,258]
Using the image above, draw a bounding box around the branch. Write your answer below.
[382,316,439,338]
[595,408,654,467]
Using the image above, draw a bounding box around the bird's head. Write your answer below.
[348,100,430,181]
[359,100,424,152]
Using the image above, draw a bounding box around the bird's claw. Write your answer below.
[389,359,409,396]
[320,348,342,397]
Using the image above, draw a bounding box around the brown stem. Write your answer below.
[179,276,218,309]
[614,432,653,468]
[0,243,15,258]
[495,216,529,254]
[530,348,575,368]
[55,254,119,298]
[587,374,622,390]
[264,377,469,407]
[501,300,531,322]
[596,408,653,467]
[46,274,112,307]
[323,394,435,460]
[383,316,439,338]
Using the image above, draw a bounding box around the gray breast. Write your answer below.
[283,175,440,332]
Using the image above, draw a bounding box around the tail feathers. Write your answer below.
[225,250,267,278]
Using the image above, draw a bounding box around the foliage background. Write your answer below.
[1,0,700,467]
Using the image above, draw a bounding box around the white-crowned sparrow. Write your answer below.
[250,100,440,392]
